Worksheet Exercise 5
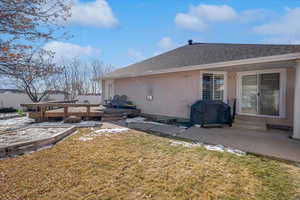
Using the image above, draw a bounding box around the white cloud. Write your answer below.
[68,0,119,28]
[254,8,300,37]
[253,8,300,44]
[157,37,174,50]
[175,13,207,32]
[175,4,237,32]
[261,37,300,45]
[154,36,177,56]
[44,41,101,61]
[239,9,275,23]
[127,48,145,61]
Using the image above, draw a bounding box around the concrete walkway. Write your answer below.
[122,121,300,163]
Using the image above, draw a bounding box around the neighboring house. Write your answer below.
[0,89,67,109]
[77,93,102,104]
[43,90,69,102]
[101,41,300,139]
[0,89,101,109]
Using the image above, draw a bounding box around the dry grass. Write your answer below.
[0,128,299,200]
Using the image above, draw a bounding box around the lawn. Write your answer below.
[0,127,299,200]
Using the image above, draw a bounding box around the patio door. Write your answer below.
[238,69,286,117]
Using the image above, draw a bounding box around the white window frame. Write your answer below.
[236,68,287,118]
[200,71,228,103]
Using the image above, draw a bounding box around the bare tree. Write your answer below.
[7,52,64,102]
[53,58,114,100]
[0,0,71,102]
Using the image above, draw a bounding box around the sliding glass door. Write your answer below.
[240,72,280,116]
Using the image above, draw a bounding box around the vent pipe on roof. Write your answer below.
[188,40,193,45]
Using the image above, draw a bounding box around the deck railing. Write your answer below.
[21,101,101,121]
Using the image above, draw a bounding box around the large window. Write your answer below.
[202,73,225,101]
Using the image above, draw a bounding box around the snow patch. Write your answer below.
[95,128,129,133]
[0,127,68,147]
[204,144,225,152]
[0,117,34,131]
[35,120,101,127]
[0,117,34,126]
[78,136,94,141]
[126,117,163,125]
[78,128,129,141]
[170,141,202,148]
[170,140,245,156]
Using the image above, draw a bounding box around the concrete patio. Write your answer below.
[181,127,300,163]
[121,120,300,163]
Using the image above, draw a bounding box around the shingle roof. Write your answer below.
[106,43,300,78]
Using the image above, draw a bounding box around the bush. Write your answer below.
[0,107,17,113]
[17,110,26,117]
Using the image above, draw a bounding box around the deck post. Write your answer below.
[63,106,68,121]
[40,106,46,121]
[87,105,91,119]
[293,60,300,139]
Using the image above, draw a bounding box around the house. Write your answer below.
[0,89,67,110]
[101,41,300,139]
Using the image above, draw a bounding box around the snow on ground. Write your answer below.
[78,128,129,141]
[0,117,34,131]
[0,127,67,147]
[126,117,164,125]
[0,113,20,120]
[170,140,245,156]
[95,128,129,133]
[34,120,101,127]
[0,117,101,131]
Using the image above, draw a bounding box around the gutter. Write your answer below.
[100,53,300,80]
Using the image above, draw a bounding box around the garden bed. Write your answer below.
[0,126,76,158]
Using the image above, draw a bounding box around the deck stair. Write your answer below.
[101,112,127,122]
[232,115,267,131]
[101,108,141,122]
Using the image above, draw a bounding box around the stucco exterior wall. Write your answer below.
[114,71,200,119]
[107,67,295,126]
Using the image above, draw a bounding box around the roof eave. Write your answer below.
[100,52,300,80]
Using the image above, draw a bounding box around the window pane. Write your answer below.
[259,73,280,116]
[241,75,258,114]
[214,74,224,100]
[203,73,213,100]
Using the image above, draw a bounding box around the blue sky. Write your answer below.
[46,0,300,68]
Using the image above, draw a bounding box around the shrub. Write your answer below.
[17,110,26,117]
[0,107,17,113]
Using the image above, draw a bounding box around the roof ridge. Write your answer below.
[104,41,300,79]
[190,42,300,46]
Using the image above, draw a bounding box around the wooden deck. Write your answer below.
[27,105,141,121]
[45,106,105,118]
[22,101,141,122]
